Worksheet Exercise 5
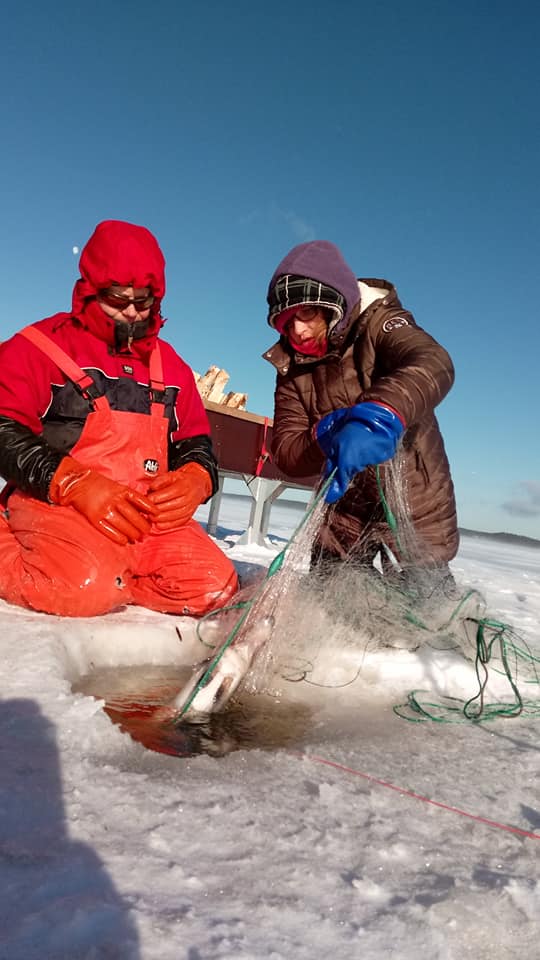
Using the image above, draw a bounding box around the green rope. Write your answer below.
[393,617,540,723]
[173,471,335,721]
[404,588,484,634]
[374,465,540,723]
[195,601,251,651]
[488,637,540,683]
[464,619,522,719]
[375,465,403,553]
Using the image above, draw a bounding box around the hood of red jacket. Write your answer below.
[71,220,166,354]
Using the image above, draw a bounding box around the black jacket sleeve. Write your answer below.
[0,416,64,501]
[169,434,219,499]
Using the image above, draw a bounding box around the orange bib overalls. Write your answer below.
[0,326,237,617]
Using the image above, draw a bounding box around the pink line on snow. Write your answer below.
[293,752,540,840]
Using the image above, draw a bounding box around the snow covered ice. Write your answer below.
[1,493,539,959]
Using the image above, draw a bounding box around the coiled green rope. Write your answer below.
[374,468,540,722]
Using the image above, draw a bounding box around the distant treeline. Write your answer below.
[219,493,540,548]
[459,528,540,549]
[276,509,540,548]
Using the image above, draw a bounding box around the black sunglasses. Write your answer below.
[98,289,155,311]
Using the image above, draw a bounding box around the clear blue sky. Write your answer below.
[2,0,539,537]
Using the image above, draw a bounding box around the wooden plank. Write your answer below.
[223,391,248,409]
[203,399,269,426]
[195,367,248,410]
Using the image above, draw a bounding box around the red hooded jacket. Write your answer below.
[0,220,216,496]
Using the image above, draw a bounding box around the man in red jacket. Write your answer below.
[0,220,238,617]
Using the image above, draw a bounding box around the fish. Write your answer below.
[171,614,275,719]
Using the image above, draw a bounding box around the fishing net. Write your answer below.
[244,453,540,722]
[178,452,540,724]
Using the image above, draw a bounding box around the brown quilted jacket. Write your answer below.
[263,279,459,564]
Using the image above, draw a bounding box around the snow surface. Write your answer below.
[1,495,539,960]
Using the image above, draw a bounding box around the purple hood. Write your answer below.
[267,241,361,331]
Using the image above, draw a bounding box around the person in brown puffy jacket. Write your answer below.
[263,240,459,578]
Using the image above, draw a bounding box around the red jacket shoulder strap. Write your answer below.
[18,325,108,409]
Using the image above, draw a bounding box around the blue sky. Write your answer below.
[2,0,539,537]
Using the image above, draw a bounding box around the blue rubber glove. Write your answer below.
[316,401,404,504]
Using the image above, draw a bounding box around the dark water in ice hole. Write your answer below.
[73,664,314,758]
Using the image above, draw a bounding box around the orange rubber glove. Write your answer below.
[49,456,156,546]
[147,462,212,530]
